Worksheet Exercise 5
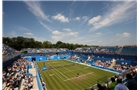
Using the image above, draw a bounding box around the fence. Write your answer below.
[34,61,46,90]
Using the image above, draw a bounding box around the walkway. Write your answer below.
[30,62,39,90]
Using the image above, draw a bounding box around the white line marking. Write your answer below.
[49,74,54,76]
[84,67,89,69]
[48,63,69,81]
[64,72,94,81]
[62,66,71,71]
[63,67,89,73]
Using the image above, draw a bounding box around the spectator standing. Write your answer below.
[115,78,129,90]
[108,77,117,90]
[126,74,137,90]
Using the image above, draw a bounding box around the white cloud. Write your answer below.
[95,32,102,35]
[17,26,31,31]
[122,32,130,37]
[68,32,78,36]
[89,1,136,31]
[33,36,47,42]
[74,17,80,21]
[88,15,101,25]
[79,16,89,26]
[23,35,47,42]
[76,17,80,21]
[70,0,76,6]
[52,29,78,41]
[98,41,102,43]
[3,30,46,43]
[63,28,71,32]
[39,21,53,32]
[24,32,33,36]
[116,32,130,38]
[24,1,51,22]
[114,32,136,46]
[5,31,17,38]
[83,16,88,20]
[52,14,69,22]
[52,30,62,35]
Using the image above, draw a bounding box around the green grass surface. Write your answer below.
[36,60,116,90]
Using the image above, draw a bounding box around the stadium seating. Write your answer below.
[23,48,68,54]
[120,47,137,55]
[3,44,20,63]
[3,44,137,90]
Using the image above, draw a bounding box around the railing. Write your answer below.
[34,61,44,90]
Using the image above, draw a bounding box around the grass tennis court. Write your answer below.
[36,60,116,90]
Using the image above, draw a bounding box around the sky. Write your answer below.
[2,1,137,46]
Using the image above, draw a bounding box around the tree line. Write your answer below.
[3,36,99,51]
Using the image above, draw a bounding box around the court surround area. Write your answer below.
[36,60,116,90]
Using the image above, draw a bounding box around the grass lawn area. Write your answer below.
[36,60,116,90]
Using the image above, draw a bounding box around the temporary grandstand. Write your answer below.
[2,44,137,90]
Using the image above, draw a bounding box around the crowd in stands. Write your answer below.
[113,64,129,73]
[68,53,136,74]
[3,44,20,62]
[92,59,131,73]
[94,60,111,68]
[69,55,79,60]
[75,48,92,53]
[23,48,68,53]
[3,44,20,57]
[23,75,34,89]
[74,46,137,55]
[88,65,137,90]
[74,47,121,54]
[3,44,137,90]
[2,58,34,90]
[123,45,137,48]
[22,45,137,56]
[94,47,119,54]
[120,46,137,55]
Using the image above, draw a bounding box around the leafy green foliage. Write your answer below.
[3,36,98,50]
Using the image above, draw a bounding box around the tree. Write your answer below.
[56,41,63,48]
[3,36,95,51]
[35,41,42,48]
[42,41,52,48]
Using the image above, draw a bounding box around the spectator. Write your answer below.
[125,74,137,90]
[97,83,105,90]
[42,81,46,87]
[108,77,117,90]
[102,83,107,90]
[90,87,94,90]
[114,78,129,90]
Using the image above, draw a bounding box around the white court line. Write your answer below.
[49,74,54,76]
[64,72,94,81]
[63,66,89,73]
[62,66,71,71]
[84,67,89,69]
[48,63,69,81]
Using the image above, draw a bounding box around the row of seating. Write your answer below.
[3,44,20,62]
[74,46,137,55]
[23,48,68,53]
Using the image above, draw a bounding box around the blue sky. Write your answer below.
[3,1,137,46]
